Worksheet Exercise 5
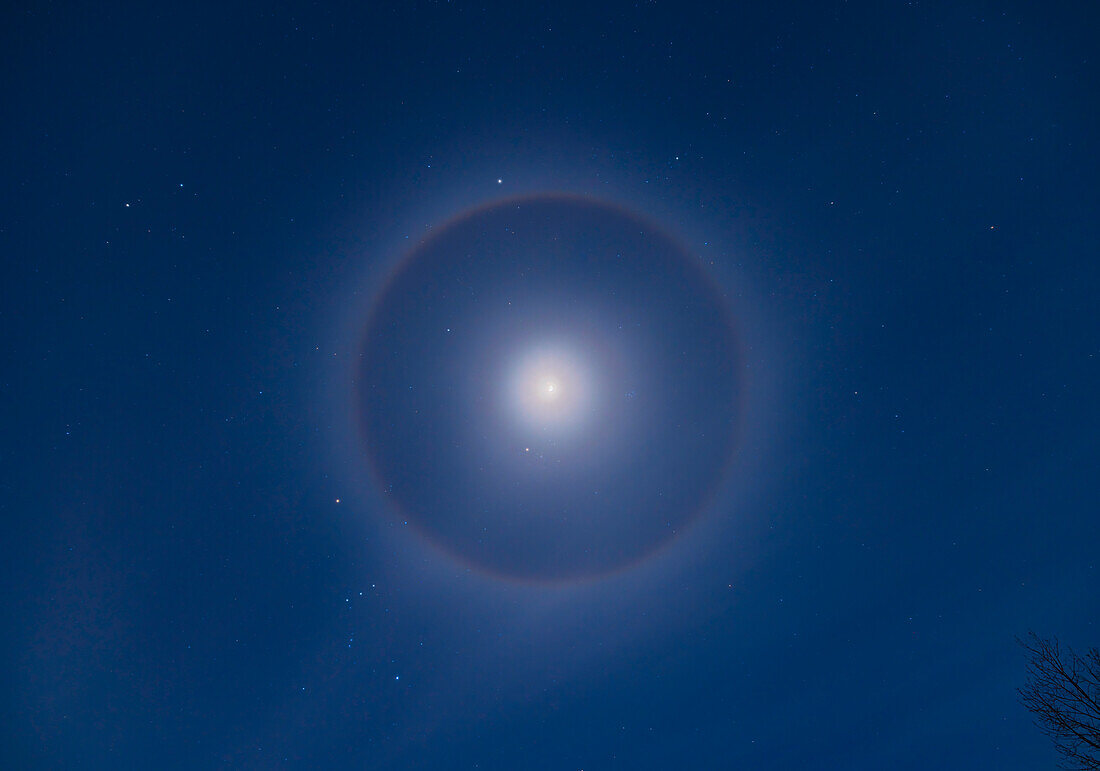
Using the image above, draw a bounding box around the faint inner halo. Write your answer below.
[354,193,743,582]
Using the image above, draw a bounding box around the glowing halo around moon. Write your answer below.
[509,345,593,432]
[355,193,743,582]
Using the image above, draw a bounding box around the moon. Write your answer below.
[509,346,592,432]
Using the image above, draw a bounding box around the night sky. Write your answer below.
[3,2,1098,769]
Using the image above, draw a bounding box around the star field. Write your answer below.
[2,2,1098,769]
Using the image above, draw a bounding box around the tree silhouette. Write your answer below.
[1018,633,1100,770]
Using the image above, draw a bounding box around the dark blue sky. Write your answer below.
[3,2,1097,768]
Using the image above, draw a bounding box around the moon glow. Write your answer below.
[510,345,592,432]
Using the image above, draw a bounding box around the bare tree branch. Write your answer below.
[1019,633,1100,770]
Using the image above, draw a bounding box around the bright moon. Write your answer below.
[509,347,591,430]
